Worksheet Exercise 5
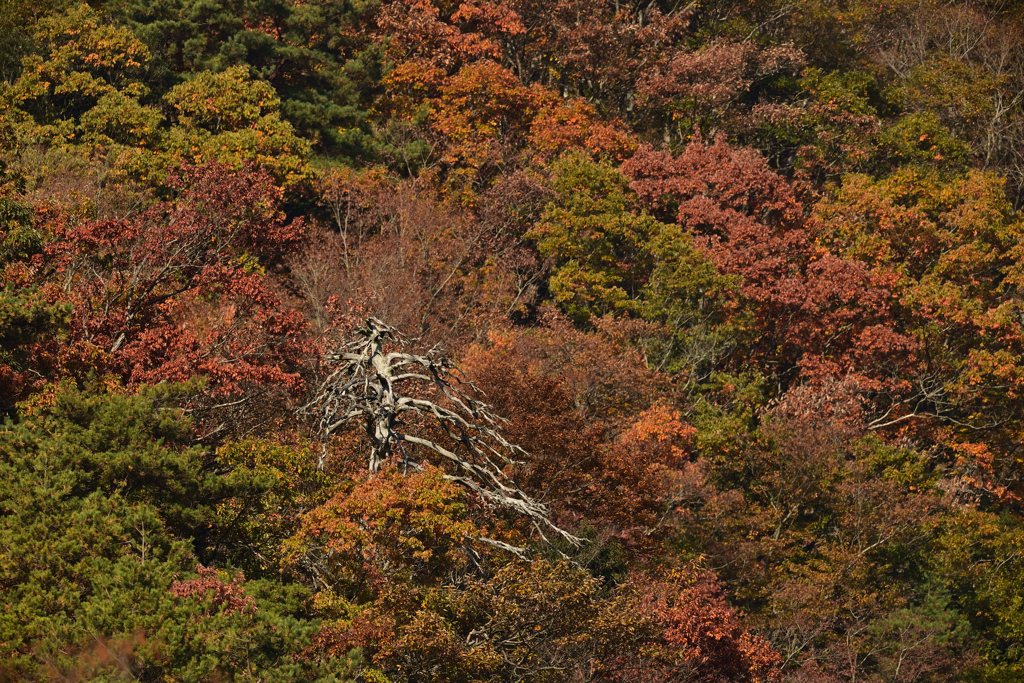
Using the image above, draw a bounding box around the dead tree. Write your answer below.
[303,318,581,548]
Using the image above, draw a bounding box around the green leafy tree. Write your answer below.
[0,3,160,149]
[0,381,352,680]
[528,152,739,379]
[112,0,383,158]
[528,152,666,323]
[0,2,165,199]
[932,510,1024,681]
[164,66,312,186]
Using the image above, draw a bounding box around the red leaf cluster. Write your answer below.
[171,565,257,616]
[16,163,308,398]
[623,136,918,386]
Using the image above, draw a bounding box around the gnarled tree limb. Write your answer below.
[302,318,582,548]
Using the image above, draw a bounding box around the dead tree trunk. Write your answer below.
[303,318,582,548]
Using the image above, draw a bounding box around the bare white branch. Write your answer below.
[302,318,583,548]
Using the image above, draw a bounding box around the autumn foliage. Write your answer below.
[4,0,1024,681]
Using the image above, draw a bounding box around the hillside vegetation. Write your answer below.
[3,1,1024,681]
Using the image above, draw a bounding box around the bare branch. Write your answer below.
[301,318,584,549]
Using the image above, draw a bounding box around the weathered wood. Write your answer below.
[303,318,582,547]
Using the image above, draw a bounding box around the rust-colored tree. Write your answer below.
[622,135,917,389]
[6,163,308,438]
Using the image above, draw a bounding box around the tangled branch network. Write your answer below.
[303,318,582,549]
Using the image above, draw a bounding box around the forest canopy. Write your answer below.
[3,0,1024,681]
